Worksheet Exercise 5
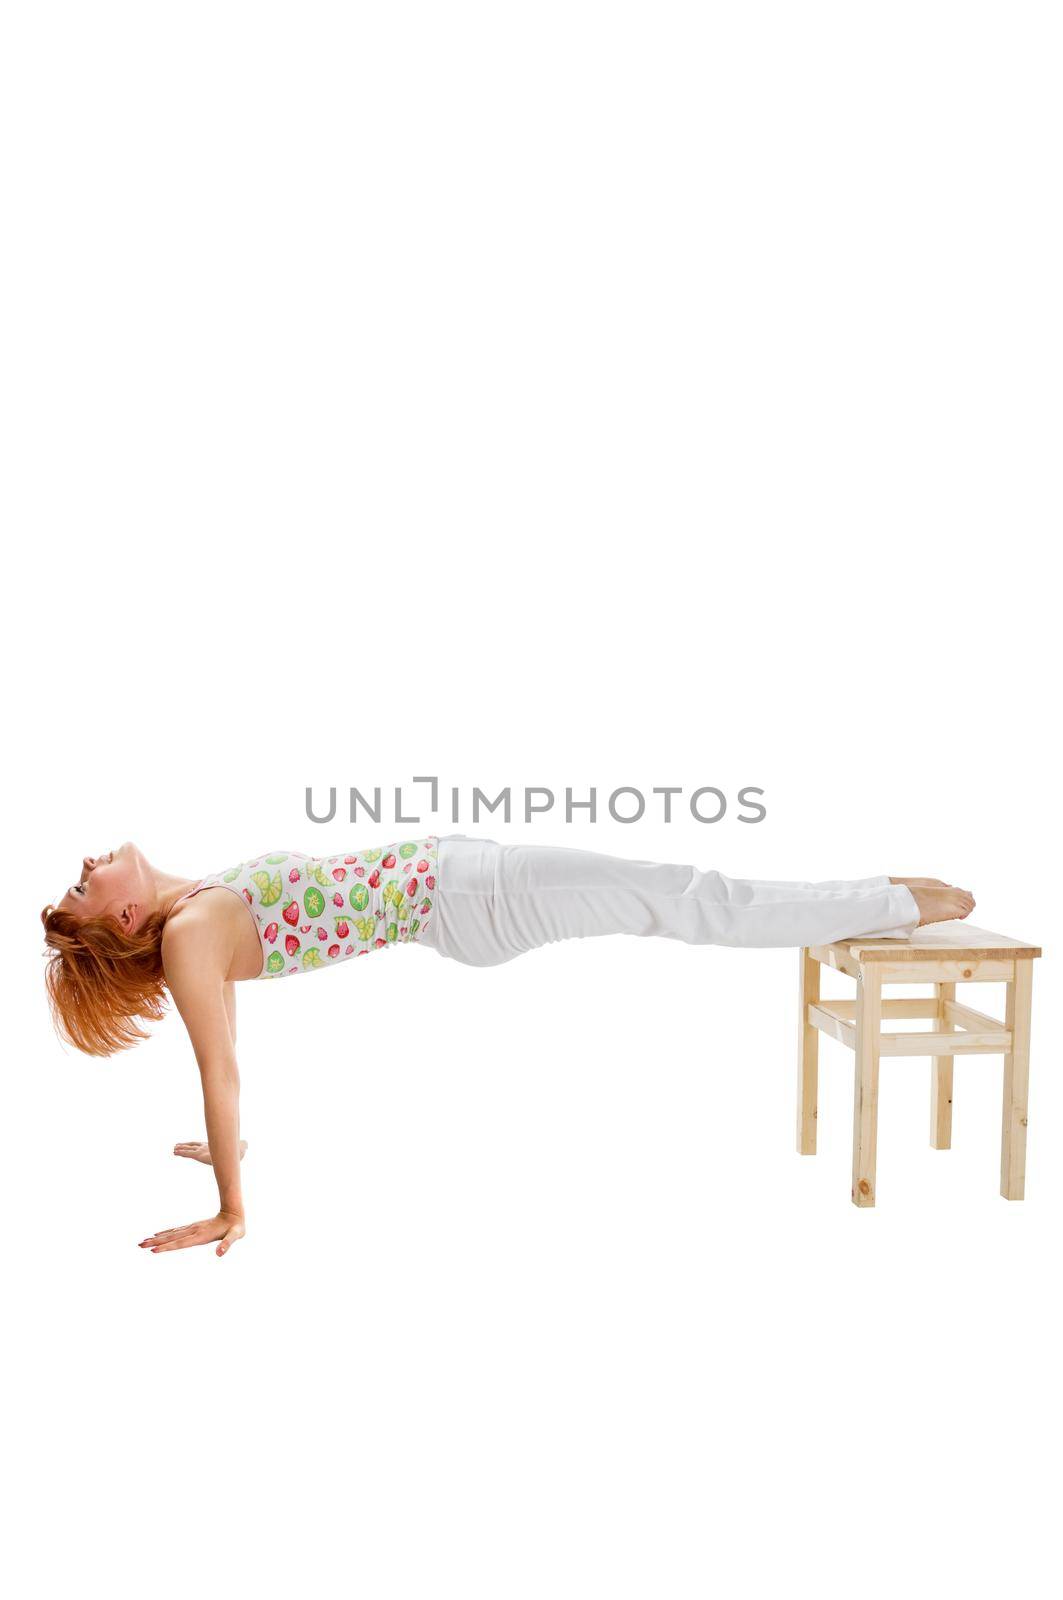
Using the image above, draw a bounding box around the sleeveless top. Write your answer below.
[182,836,440,978]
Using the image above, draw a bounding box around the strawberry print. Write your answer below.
[184,838,439,978]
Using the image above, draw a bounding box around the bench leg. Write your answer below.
[796,950,820,1155]
[930,981,955,1149]
[852,966,882,1207]
[1000,961,1033,1201]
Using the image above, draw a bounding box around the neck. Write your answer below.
[151,868,200,922]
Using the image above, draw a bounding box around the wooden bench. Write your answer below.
[796,925,1041,1206]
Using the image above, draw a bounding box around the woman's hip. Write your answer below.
[424,835,723,965]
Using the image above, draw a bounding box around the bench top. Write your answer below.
[835,924,1041,963]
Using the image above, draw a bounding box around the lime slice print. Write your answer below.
[222,868,241,883]
[398,842,417,859]
[362,847,382,864]
[303,886,326,918]
[251,870,282,907]
[349,883,370,912]
[266,950,284,974]
[410,918,420,936]
[302,947,324,971]
[310,862,332,889]
[355,916,375,940]
[265,853,288,866]
[386,922,398,943]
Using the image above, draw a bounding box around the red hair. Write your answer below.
[41,904,170,1057]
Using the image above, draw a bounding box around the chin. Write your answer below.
[116,841,149,877]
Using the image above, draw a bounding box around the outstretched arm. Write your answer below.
[223,980,236,1045]
[173,983,244,1166]
[139,922,246,1257]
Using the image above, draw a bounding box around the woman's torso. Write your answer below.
[174,838,439,978]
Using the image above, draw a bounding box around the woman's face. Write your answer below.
[56,841,153,928]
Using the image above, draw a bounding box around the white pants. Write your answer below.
[420,835,920,967]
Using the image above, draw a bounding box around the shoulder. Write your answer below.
[162,894,241,984]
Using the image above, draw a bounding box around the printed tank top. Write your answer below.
[184,836,439,978]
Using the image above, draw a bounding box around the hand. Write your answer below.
[173,1139,248,1166]
[138,1211,245,1257]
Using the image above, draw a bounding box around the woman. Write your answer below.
[41,835,974,1257]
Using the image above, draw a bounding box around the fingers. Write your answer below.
[151,1232,219,1252]
[138,1220,209,1249]
[139,1227,179,1245]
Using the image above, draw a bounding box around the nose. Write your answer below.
[83,856,97,875]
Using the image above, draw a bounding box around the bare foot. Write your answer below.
[174,1140,248,1166]
[889,876,949,889]
[907,885,976,927]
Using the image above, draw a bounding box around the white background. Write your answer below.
[2,3,1060,1595]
